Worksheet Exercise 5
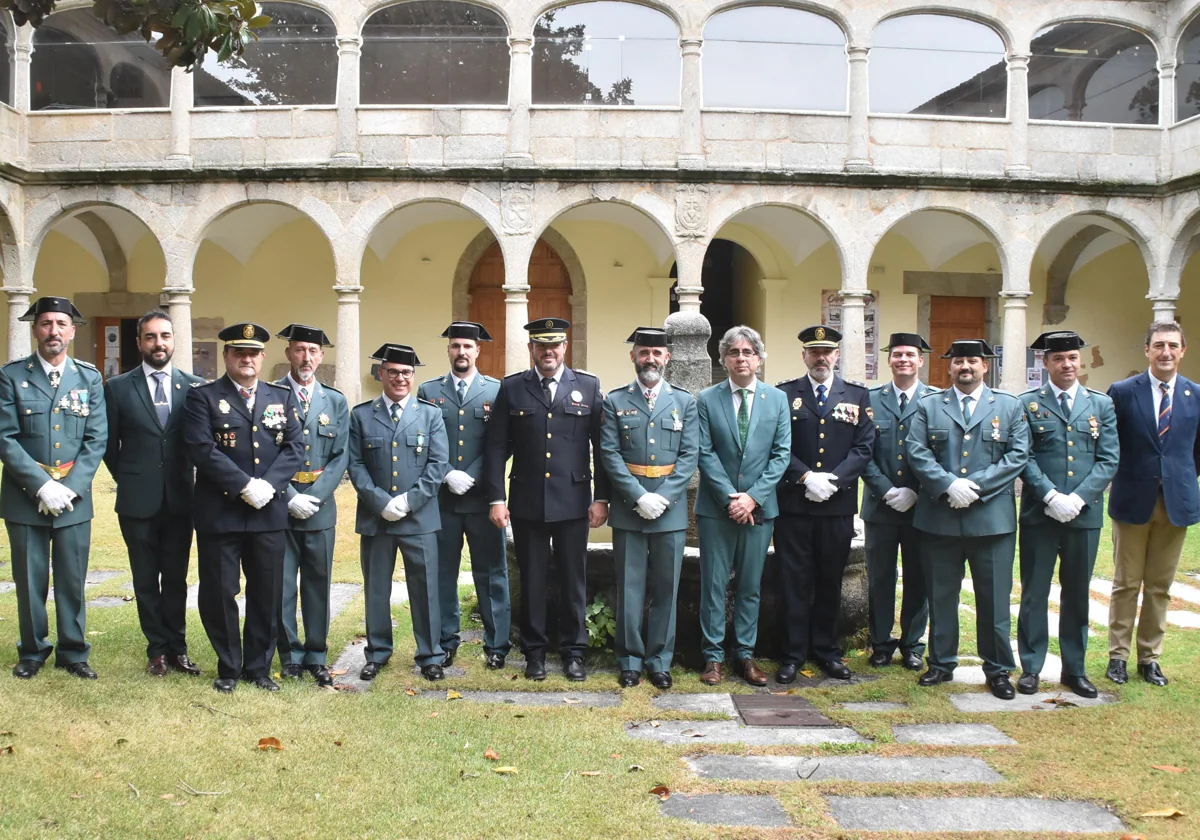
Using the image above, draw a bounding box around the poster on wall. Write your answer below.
[1027,349,1046,389]
[821,290,879,380]
[193,341,218,382]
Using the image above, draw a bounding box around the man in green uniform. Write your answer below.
[599,327,699,689]
[0,296,108,680]
[1016,331,1118,698]
[906,339,1029,700]
[274,324,349,689]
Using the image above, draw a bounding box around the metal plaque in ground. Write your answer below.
[731,693,837,727]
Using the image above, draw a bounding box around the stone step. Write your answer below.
[1088,579,1200,628]
[330,638,371,691]
[687,755,1002,783]
[950,690,1117,713]
[626,719,867,746]
[661,794,790,828]
[892,723,1015,746]
[826,796,1124,833]
[650,693,738,718]
[955,642,1062,686]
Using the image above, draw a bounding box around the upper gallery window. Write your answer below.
[1029,22,1158,124]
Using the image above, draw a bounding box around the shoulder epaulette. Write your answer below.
[193,377,218,388]
[417,397,439,408]
[668,383,691,394]
[263,380,290,390]
[419,375,443,387]
[869,383,887,392]
[74,360,98,371]
[481,373,501,383]
[608,384,631,397]
[917,389,942,401]
[1086,387,1108,396]
[3,358,25,368]
[574,369,599,379]
[320,383,344,395]
[776,378,799,387]
[924,386,943,393]
[503,371,525,380]
[354,398,377,410]
[844,379,867,388]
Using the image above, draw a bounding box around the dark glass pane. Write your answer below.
[195,2,337,106]
[32,9,170,110]
[0,21,11,106]
[1177,16,1200,122]
[1029,23,1158,124]
[533,2,678,106]
[871,14,1007,118]
[703,7,845,111]
[361,1,508,105]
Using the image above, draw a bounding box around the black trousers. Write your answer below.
[196,530,284,679]
[774,513,855,665]
[118,509,193,658]
[511,517,588,659]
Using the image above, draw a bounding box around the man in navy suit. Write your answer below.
[1105,321,1200,687]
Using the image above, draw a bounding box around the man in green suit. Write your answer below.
[1016,331,1118,698]
[274,324,349,689]
[0,296,108,680]
[104,309,204,677]
[694,326,791,686]
[599,327,699,689]
[906,339,1029,700]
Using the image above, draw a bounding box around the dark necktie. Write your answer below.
[816,383,827,416]
[152,371,169,426]
[1159,383,1171,441]
[737,389,750,447]
[239,386,254,409]
[645,388,656,413]
[542,377,553,404]
[48,369,61,391]
[390,402,401,424]
[457,379,467,404]
[962,395,973,424]
[1059,391,1071,418]
[899,391,908,413]
[298,385,310,417]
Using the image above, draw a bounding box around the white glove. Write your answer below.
[444,470,475,495]
[635,492,670,520]
[1044,491,1083,523]
[1065,493,1087,515]
[946,478,980,509]
[803,472,838,503]
[240,478,275,509]
[884,486,919,513]
[287,493,321,520]
[36,480,75,515]
[381,493,410,522]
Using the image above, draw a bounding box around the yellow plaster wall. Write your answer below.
[768,242,842,382]
[1166,250,1200,382]
[29,230,109,362]
[126,234,167,295]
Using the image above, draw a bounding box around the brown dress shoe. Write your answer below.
[147,656,168,677]
[740,658,768,686]
[699,661,723,685]
[166,654,201,676]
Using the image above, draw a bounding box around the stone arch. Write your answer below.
[873,5,1013,53]
[864,202,1011,281]
[1032,15,1163,65]
[26,190,171,257]
[356,0,515,35]
[1030,203,1157,283]
[701,0,850,43]
[707,196,849,287]
[529,0,685,36]
[531,190,677,261]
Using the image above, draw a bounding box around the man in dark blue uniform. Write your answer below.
[774,325,875,682]
[418,322,510,670]
[484,318,610,682]
[184,323,303,693]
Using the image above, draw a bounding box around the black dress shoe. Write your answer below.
[12,660,42,679]
[649,671,672,689]
[901,651,924,671]
[213,677,237,693]
[248,676,280,691]
[869,649,892,667]
[563,657,587,682]
[57,662,97,680]
[1017,672,1040,695]
[775,663,798,684]
[442,647,457,668]
[360,661,383,681]
[308,665,334,688]
[524,658,547,681]
[1105,659,1128,684]
[618,670,640,687]
[166,654,202,676]
[281,664,305,680]
[1061,674,1099,698]
[988,675,1016,700]
[421,664,445,682]
[819,659,852,680]
[485,653,506,670]
[1139,662,1168,686]
[918,668,953,686]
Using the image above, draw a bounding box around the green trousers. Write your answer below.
[612,528,685,672]
[1017,522,1099,677]
[279,527,336,666]
[7,520,91,664]
[360,532,442,668]
[922,531,1016,678]
[697,514,774,663]
[865,520,928,657]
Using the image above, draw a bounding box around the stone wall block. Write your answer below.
[932,119,1007,149]
[443,134,505,164]
[28,114,112,143]
[112,113,171,141]
[191,138,249,166]
[241,137,267,166]
[966,149,1007,174]
[872,145,941,172]
[1111,128,1162,156]
[788,114,849,144]
[408,135,445,166]
[869,117,933,147]
[254,110,293,138]
[291,109,337,138]
[767,141,843,171]
[460,109,510,135]
[599,110,679,139]
[530,137,575,164]
[1096,153,1157,182]
[940,147,968,173]
[358,136,407,164]
[1028,123,1112,153]
[704,140,766,169]
[190,111,258,139]
[530,109,597,138]
[702,113,754,141]
[754,114,788,141]
[264,136,336,163]
[431,109,462,136]
[575,136,621,165]
[357,109,434,136]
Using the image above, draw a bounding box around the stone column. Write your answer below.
[845,45,871,171]
[672,240,705,313]
[506,36,533,163]
[1150,295,1177,324]
[164,287,194,373]
[332,36,362,163]
[1159,59,1176,180]
[13,28,31,113]
[502,282,531,374]
[167,65,193,162]
[1006,52,1031,175]
[999,292,1030,394]
[334,284,363,402]
[839,291,869,382]
[5,286,32,359]
[678,36,704,168]
[646,276,676,326]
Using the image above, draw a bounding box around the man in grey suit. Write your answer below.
[103,310,204,677]
[274,324,349,689]
[349,344,449,682]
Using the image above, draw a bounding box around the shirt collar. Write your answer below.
[288,371,316,396]
[1049,380,1079,402]
[807,374,832,393]
[451,370,476,391]
[540,367,564,385]
[639,379,663,400]
[953,384,984,402]
[142,361,172,380]
[893,381,918,402]
[38,354,66,377]
[227,374,257,394]
[728,377,757,394]
[1149,371,1177,392]
[383,393,410,413]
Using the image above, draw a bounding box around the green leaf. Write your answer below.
[248,14,270,28]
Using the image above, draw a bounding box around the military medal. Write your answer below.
[1088,414,1100,440]
[792,397,802,410]
[59,396,69,409]
[275,431,283,445]
[865,406,874,421]
[571,390,582,404]
[671,407,682,431]
[261,403,286,430]
[218,399,231,414]
[991,416,1001,441]
[1028,401,1038,414]
[318,413,330,426]
[416,430,424,453]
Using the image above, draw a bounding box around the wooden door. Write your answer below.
[928,296,986,388]
[469,239,572,378]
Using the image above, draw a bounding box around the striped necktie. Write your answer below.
[298,386,309,417]
[1158,382,1171,441]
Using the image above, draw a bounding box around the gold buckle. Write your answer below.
[38,461,74,480]
[626,463,674,479]
[293,469,322,484]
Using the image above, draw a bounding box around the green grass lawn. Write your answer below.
[0,468,1198,838]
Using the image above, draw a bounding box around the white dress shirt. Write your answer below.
[1048,380,1080,415]
[640,380,663,404]
[1150,371,1177,418]
[37,354,66,382]
[894,382,918,406]
[450,370,476,399]
[383,393,411,417]
[287,372,318,407]
[537,367,564,402]
[952,383,985,418]
[143,362,174,410]
[729,378,757,420]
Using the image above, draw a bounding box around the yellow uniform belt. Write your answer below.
[293,469,324,484]
[626,463,674,478]
[38,460,74,480]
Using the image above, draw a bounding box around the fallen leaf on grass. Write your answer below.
[429,712,439,718]
[404,687,419,697]
[459,771,480,780]
[493,766,518,775]
[1,746,14,755]
[609,754,622,760]
[447,690,463,701]
[329,668,348,677]
[629,765,644,772]
[484,748,500,761]
[332,683,358,693]
[69,793,82,799]
[94,772,103,779]
[0,731,13,736]
[513,713,525,719]
[580,771,601,777]
[800,669,816,678]
[257,737,284,751]
[679,729,706,738]
[563,697,581,705]
[333,741,342,747]
[115,739,128,747]
[87,631,103,637]
[649,785,670,801]
[122,595,135,602]
[160,794,174,801]
[1044,695,1078,708]
[1141,808,1186,818]
[1119,834,1148,840]
[508,674,519,681]
[1151,765,1188,773]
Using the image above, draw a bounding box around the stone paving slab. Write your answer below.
[950,690,1118,713]
[390,581,408,605]
[451,690,621,707]
[86,595,130,608]
[766,671,880,690]
[660,794,791,828]
[50,568,124,598]
[651,693,738,718]
[0,582,15,594]
[687,755,1002,784]
[893,723,1015,746]
[410,664,467,678]
[827,796,1124,833]
[627,720,867,745]
[840,701,908,712]
[331,638,371,691]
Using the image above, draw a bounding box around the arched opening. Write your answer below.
[669,240,763,381]
[1177,13,1200,122]
[0,16,14,106]
[1028,22,1158,124]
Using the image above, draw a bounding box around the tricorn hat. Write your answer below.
[277,323,333,347]
[20,296,85,325]
[441,321,493,342]
[883,332,932,353]
[942,338,997,359]
[370,344,422,366]
[1029,330,1085,354]
[625,327,670,348]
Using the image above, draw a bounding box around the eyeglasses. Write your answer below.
[726,349,759,358]
[381,368,415,380]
